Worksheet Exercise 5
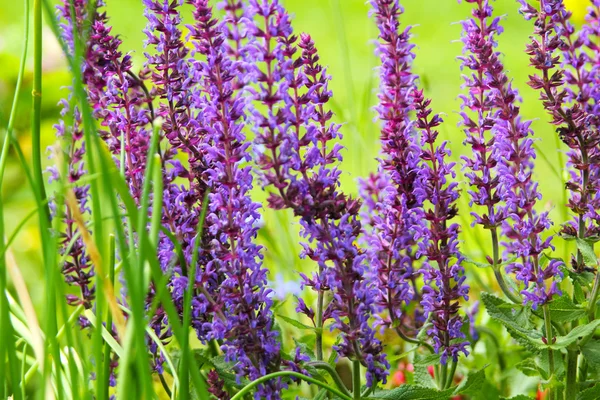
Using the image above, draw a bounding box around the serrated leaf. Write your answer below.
[548,319,600,350]
[276,314,315,331]
[370,385,455,400]
[454,367,486,396]
[547,295,587,323]
[582,340,600,369]
[576,238,598,266]
[413,353,439,389]
[481,293,543,350]
[515,359,540,378]
[293,337,316,361]
[578,384,600,400]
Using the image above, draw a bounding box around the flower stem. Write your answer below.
[491,229,521,304]
[229,371,353,400]
[542,304,555,400]
[307,361,352,398]
[445,360,457,390]
[352,360,361,400]
[316,290,324,361]
[566,349,578,399]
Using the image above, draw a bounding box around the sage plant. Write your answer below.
[44,0,600,399]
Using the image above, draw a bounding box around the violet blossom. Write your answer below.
[187,0,282,395]
[520,0,600,272]
[361,0,425,337]
[242,0,389,386]
[412,89,469,364]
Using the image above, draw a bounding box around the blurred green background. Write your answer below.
[0,0,592,354]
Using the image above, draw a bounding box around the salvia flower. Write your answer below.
[243,2,389,386]
[187,0,282,395]
[53,0,95,313]
[361,0,425,336]
[459,0,562,308]
[520,0,600,272]
[458,0,506,232]
[412,89,469,364]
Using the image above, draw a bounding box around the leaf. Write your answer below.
[578,384,600,400]
[463,256,492,269]
[515,359,541,378]
[582,340,600,369]
[576,238,598,266]
[548,319,600,350]
[502,396,534,400]
[369,385,454,400]
[481,293,543,351]
[547,295,587,323]
[453,368,486,396]
[413,353,439,389]
[293,337,316,361]
[276,314,315,331]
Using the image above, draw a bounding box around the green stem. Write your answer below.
[308,361,352,398]
[438,362,448,391]
[542,305,555,400]
[491,229,521,304]
[445,360,457,390]
[229,371,352,400]
[588,273,600,321]
[394,326,435,354]
[316,290,324,361]
[566,349,578,399]
[352,360,361,400]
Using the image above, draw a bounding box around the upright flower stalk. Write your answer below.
[361,0,426,340]
[187,0,283,394]
[520,0,600,271]
[243,0,389,387]
[412,89,469,371]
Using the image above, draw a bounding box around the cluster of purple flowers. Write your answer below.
[459,0,560,308]
[520,0,600,271]
[52,0,600,396]
[238,0,389,386]
[359,0,424,338]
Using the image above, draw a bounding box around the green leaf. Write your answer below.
[576,238,598,266]
[502,396,534,400]
[582,340,600,369]
[369,385,455,400]
[293,337,316,361]
[276,314,316,331]
[413,353,439,389]
[454,367,486,396]
[481,293,543,351]
[515,359,541,378]
[578,384,600,400]
[548,319,600,350]
[547,295,587,323]
[463,256,491,269]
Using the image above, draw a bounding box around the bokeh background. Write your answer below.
[0,0,593,393]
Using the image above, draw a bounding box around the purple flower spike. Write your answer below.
[362,0,425,337]
[412,89,469,365]
[521,0,600,272]
[243,1,389,386]
[188,1,282,396]
[458,0,506,231]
